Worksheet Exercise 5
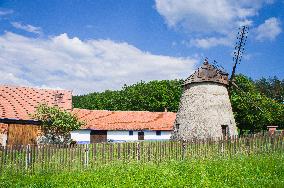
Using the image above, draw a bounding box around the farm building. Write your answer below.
[0,84,176,145]
[0,85,72,146]
[172,59,238,140]
[71,109,176,143]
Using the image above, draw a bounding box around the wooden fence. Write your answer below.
[0,135,283,174]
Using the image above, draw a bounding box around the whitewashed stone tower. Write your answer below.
[172,59,238,140]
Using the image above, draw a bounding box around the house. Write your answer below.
[172,59,238,140]
[0,85,72,146]
[71,108,176,143]
[0,84,176,146]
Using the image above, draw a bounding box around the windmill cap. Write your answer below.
[183,59,229,86]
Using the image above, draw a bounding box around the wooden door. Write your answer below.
[90,130,107,143]
[221,125,228,139]
[138,131,144,140]
[7,124,40,145]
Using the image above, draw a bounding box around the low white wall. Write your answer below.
[107,130,171,141]
[144,131,171,140]
[70,130,91,144]
[70,130,172,143]
[0,133,7,146]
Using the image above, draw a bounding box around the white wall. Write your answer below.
[71,130,172,143]
[0,133,7,146]
[70,130,91,144]
[107,130,171,141]
[144,131,171,140]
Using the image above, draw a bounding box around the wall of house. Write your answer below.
[0,133,7,146]
[7,124,40,145]
[107,130,171,141]
[0,123,8,146]
[70,130,91,144]
[70,130,172,143]
[143,130,171,140]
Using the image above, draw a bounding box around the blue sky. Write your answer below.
[0,0,283,94]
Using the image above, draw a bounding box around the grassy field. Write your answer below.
[1,152,283,188]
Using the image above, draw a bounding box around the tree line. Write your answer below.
[73,75,284,132]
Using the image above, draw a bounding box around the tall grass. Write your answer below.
[1,135,283,174]
[1,152,283,187]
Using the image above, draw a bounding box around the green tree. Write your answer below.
[73,79,183,112]
[230,75,284,133]
[31,104,84,144]
[255,77,284,103]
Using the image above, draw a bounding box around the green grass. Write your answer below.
[1,153,284,188]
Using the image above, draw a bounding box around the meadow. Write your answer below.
[1,135,284,187]
[1,152,284,187]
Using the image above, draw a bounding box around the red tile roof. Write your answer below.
[73,108,176,131]
[0,85,72,120]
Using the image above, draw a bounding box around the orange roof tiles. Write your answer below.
[73,108,176,131]
[0,85,176,131]
[0,85,72,120]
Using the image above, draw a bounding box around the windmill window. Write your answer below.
[176,124,180,130]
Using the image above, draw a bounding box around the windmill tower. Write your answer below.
[171,59,238,140]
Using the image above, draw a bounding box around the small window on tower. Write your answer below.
[129,131,133,136]
[176,124,180,129]
[156,131,161,136]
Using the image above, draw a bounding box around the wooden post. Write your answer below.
[85,144,89,167]
[137,142,140,161]
[25,144,31,171]
[117,143,121,160]
[182,141,186,160]
[147,142,151,162]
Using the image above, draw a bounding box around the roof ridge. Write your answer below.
[0,84,72,93]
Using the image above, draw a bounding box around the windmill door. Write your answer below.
[138,131,144,140]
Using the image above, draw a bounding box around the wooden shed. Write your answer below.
[0,85,72,146]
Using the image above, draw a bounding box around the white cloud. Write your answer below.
[189,36,232,49]
[155,0,273,48]
[11,22,42,35]
[255,17,282,41]
[0,32,198,94]
[0,9,13,16]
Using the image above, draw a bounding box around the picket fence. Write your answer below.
[0,135,283,174]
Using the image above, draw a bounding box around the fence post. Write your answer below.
[137,142,140,161]
[182,141,186,160]
[25,144,31,171]
[84,144,89,168]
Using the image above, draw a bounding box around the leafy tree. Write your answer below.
[255,76,284,103]
[73,79,183,112]
[230,75,284,133]
[31,104,84,144]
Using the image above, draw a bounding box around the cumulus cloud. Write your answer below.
[0,32,197,94]
[156,0,271,33]
[11,22,42,35]
[255,17,282,41]
[155,0,274,48]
